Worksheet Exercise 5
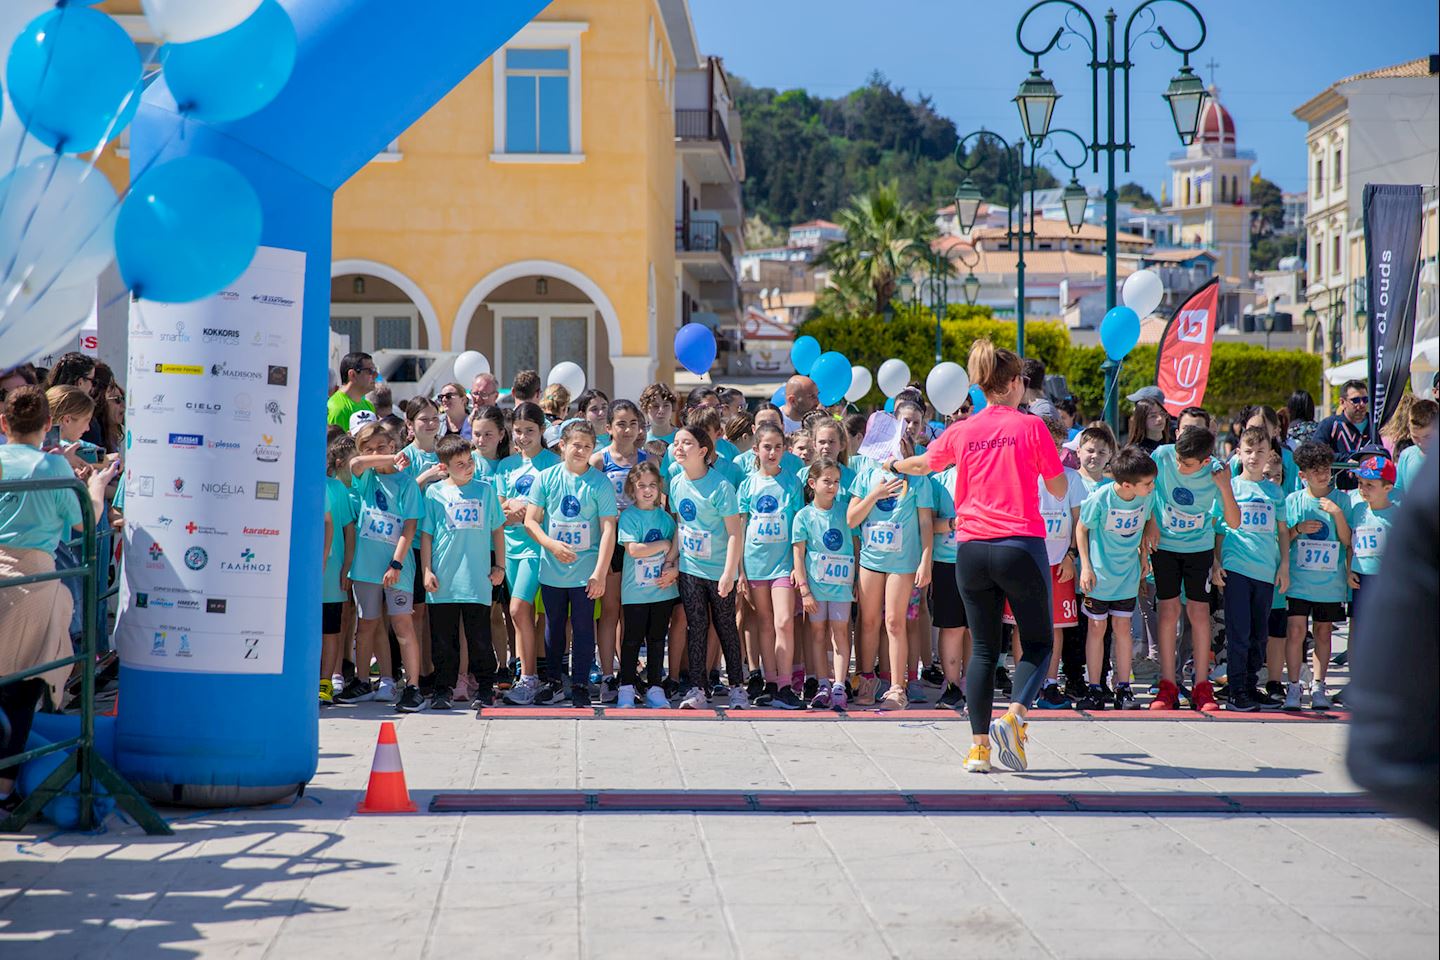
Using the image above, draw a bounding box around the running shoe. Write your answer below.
[663,678,682,701]
[1226,691,1258,712]
[1251,686,1282,711]
[988,712,1028,771]
[1112,684,1138,711]
[1284,681,1304,711]
[678,686,709,710]
[1036,682,1070,710]
[920,664,946,689]
[375,678,398,703]
[829,681,848,712]
[905,679,930,704]
[772,686,804,710]
[994,664,1013,696]
[1265,680,1287,703]
[1063,675,1090,703]
[1192,680,1220,713]
[397,684,427,713]
[937,683,966,710]
[878,683,908,711]
[745,670,765,701]
[334,678,375,704]
[708,669,722,689]
[502,676,538,705]
[802,676,820,703]
[471,686,495,709]
[727,687,750,710]
[616,684,637,708]
[599,676,619,704]
[536,680,566,705]
[418,672,436,699]
[1149,678,1180,711]
[1078,685,1107,711]
[711,684,730,703]
[570,686,593,709]
[753,682,776,707]
[429,689,453,711]
[644,685,670,709]
[1309,682,1332,711]
[809,684,832,710]
[790,668,805,696]
[964,744,992,773]
[318,679,334,705]
[854,675,880,707]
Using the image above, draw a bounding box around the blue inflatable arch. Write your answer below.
[122,0,552,803]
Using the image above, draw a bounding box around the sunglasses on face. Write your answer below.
[1346,395,1369,405]
[438,392,461,401]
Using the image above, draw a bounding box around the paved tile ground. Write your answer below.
[1,706,1436,960]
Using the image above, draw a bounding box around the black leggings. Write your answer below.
[957,536,1053,735]
[1,679,45,781]
[621,600,674,686]
[678,572,744,687]
[429,602,497,692]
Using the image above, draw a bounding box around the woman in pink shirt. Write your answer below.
[886,341,1066,773]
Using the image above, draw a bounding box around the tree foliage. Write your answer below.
[1117,182,1159,209]
[814,183,935,318]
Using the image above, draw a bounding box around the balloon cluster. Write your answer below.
[0,0,296,365]
[1101,268,1165,362]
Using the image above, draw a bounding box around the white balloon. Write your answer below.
[547,360,586,399]
[876,358,911,398]
[0,280,97,370]
[0,155,119,296]
[453,350,491,385]
[845,365,873,403]
[141,0,264,43]
[1122,269,1165,318]
[925,362,971,416]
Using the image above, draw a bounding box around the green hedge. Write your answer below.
[796,307,1322,419]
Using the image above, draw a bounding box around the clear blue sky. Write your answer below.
[689,0,1438,194]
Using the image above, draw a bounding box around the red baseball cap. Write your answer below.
[1356,455,1396,484]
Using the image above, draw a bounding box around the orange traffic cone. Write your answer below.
[356,721,417,813]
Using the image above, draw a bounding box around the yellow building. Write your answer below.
[94,0,745,396]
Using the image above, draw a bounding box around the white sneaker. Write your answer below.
[1284,681,1304,711]
[502,675,539,706]
[644,685,670,709]
[375,677,397,703]
[600,676,619,704]
[1310,682,1331,711]
[678,686,708,710]
[616,684,637,708]
[728,686,750,710]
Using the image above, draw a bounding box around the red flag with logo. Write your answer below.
[1154,277,1220,417]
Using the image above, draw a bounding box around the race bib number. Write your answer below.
[1041,507,1067,541]
[1352,524,1385,560]
[445,498,485,530]
[1239,502,1274,533]
[612,476,630,507]
[680,525,712,560]
[942,527,959,549]
[863,520,902,553]
[359,505,402,544]
[1164,504,1206,533]
[636,554,666,585]
[549,519,591,552]
[1106,507,1144,537]
[1296,539,1339,572]
[750,514,787,544]
[813,551,854,587]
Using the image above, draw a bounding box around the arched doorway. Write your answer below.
[329,259,442,355]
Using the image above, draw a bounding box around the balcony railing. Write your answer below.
[676,220,733,264]
[675,108,733,163]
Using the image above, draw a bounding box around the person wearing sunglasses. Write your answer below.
[327,352,378,430]
[435,382,472,439]
[1314,380,1371,490]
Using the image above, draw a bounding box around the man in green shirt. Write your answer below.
[327,352,378,429]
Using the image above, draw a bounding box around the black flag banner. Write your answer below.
[1361,184,1424,441]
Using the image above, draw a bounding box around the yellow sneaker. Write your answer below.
[319,679,334,705]
[964,744,991,773]
[988,711,1028,770]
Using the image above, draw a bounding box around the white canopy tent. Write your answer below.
[1325,336,1439,391]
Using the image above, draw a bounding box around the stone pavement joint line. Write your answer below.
[426,790,1384,815]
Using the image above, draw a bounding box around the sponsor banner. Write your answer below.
[1361,184,1424,439]
[1154,277,1220,418]
[117,246,305,674]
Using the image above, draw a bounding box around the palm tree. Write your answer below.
[816,182,936,318]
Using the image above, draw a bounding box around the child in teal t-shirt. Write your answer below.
[791,458,857,711]
[616,461,679,707]
[1346,454,1399,618]
[321,468,356,702]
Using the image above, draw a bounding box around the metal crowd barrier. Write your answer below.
[0,475,170,835]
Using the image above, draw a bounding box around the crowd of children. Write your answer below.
[314,359,1436,733]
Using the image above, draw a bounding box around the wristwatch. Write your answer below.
[388,559,404,571]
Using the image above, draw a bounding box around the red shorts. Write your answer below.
[1002,562,1078,629]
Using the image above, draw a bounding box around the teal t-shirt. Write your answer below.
[1152,444,1225,553]
[737,468,804,580]
[1078,472,1112,496]
[1347,498,1396,577]
[670,467,738,581]
[351,468,422,585]
[1079,485,1155,602]
[1219,477,1286,585]
[646,427,676,444]
[617,507,679,604]
[0,445,81,551]
[421,477,505,604]
[1284,488,1352,603]
[715,437,740,465]
[930,466,958,565]
[495,449,561,560]
[399,441,440,485]
[847,461,934,575]
[1393,444,1424,503]
[1230,446,1299,495]
[796,460,855,506]
[734,449,804,477]
[791,501,857,603]
[323,476,356,603]
[664,448,743,489]
[471,454,501,486]
[528,464,618,588]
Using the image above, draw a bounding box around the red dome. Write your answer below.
[1197,88,1235,145]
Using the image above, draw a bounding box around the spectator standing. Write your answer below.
[1314,380,1371,489]
[327,352,377,429]
[1286,390,1317,445]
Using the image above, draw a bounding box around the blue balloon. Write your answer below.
[771,385,787,407]
[1100,305,1142,361]
[810,350,851,406]
[5,6,142,152]
[969,384,988,411]
[674,322,717,375]
[790,335,821,376]
[162,0,297,123]
[884,397,895,413]
[116,157,262,303]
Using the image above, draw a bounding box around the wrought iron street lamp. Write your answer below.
[1017,0,1207,435]
[954,129,1035,355]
